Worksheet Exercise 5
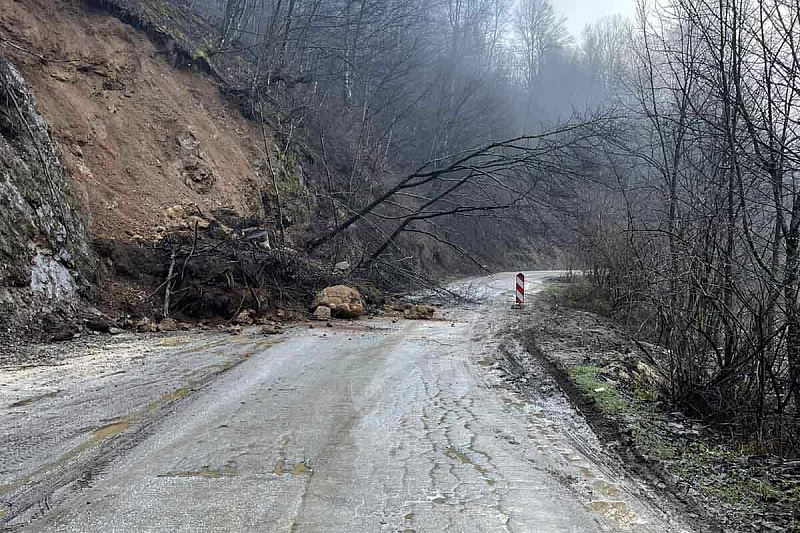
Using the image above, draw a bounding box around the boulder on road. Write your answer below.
[261,324,282,335]
[158,318,177,332]
[312,286,364,318]
[313,305,332,321]
[404,304,436,320]
[136,317,157,333]
[82,308,115,332]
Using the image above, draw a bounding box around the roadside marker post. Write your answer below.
[514,273,524,308]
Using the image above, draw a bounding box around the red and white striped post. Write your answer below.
[515,273,525,306]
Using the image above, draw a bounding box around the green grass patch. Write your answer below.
[667,440,800,528]
[567,364,628,413]
[566,364,677,461]
[567,364,798,517]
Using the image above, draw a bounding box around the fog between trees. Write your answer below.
[187,0,626,271]
[182,0,799,453]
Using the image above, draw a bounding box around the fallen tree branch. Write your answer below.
[163,247,178,319]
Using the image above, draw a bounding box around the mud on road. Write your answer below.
[0,332,273,526]
[2,273,696,532]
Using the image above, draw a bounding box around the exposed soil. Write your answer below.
[512,283,800,533]
[0,0,377,345]
[0,0,269,241]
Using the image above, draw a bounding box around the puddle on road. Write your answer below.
[8,390,59,408]
[588,500,637,528]
[93,420,130,439]
[444,446,494,485]
[445,446,471,465]
[272,435,313,476]
[290,462,312,475]
[158,337,194,347]
[273,459,312,476]
[399,512,418,532]
[160,387,191,403]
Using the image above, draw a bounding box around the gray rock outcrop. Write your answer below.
[0,58,96,342]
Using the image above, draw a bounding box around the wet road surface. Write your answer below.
[1,272,691,532]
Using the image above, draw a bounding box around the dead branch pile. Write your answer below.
[155,229,342,319]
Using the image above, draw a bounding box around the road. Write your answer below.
[1,272,690,532]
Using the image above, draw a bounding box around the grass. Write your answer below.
[566,364,629,413]
[566,364,677,461]
[566,362,800,526]
[676,441,800,510]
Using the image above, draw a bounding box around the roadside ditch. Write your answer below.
[511,281,799,533]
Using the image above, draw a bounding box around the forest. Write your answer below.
[177,0,623,276]
[111,0,800,452]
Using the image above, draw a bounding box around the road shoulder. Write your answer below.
[512,281,798,533]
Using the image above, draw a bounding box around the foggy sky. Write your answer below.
[556,0,638,39]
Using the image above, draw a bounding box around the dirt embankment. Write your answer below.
[0,0,269,241]
[0,0,327,343]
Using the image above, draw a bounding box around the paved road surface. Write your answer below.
[1,272,690,532]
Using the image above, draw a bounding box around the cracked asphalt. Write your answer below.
[1,272,693,532]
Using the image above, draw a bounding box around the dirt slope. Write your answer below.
[0,0,268,240]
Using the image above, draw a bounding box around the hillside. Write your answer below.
[1,0,277,240]
[0,0,564,345]
[0,0,323,342]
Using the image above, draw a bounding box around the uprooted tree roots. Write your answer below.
[95,225,345,322]
[159,234,343,320]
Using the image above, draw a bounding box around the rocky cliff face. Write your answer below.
[0,57,96,343]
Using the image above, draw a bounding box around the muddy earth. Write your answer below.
[1,272,696,532]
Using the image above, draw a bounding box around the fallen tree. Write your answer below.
[304,117,612,272]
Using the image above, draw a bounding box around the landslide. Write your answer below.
[0,0,523,344]
[0,0,330,336]
[0,0,269,241]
